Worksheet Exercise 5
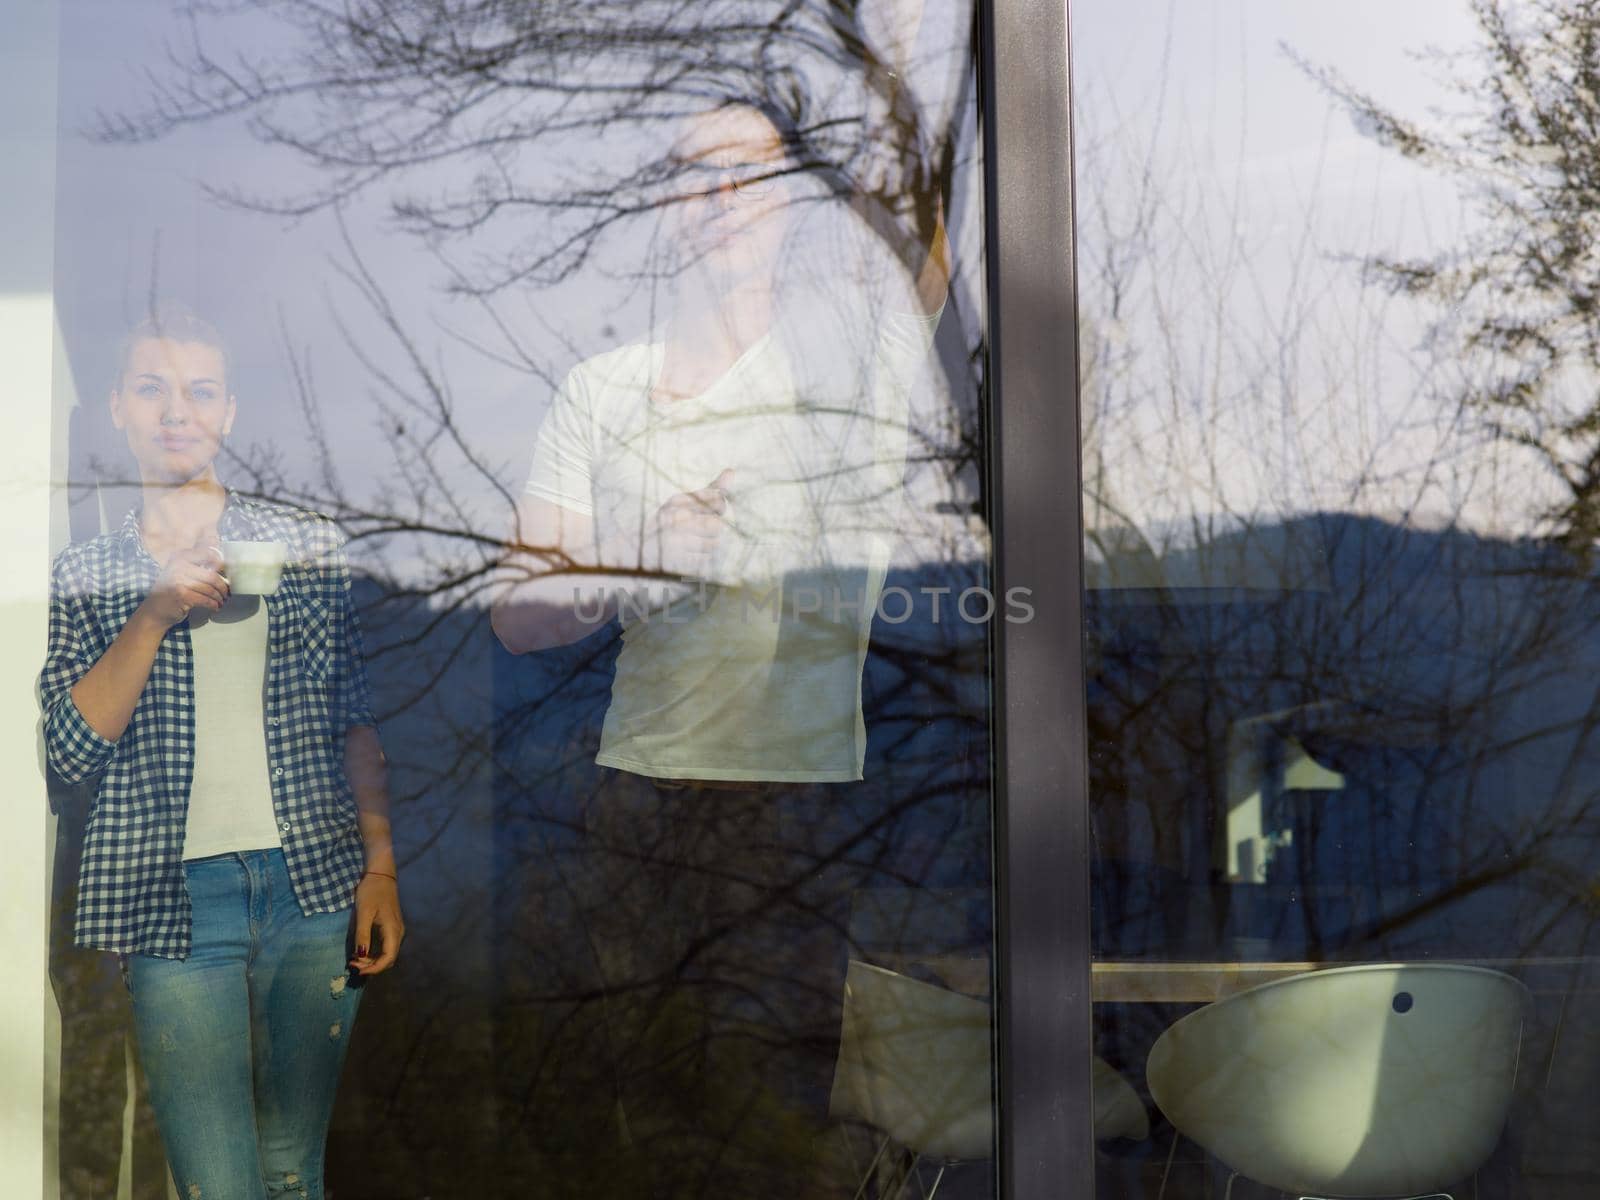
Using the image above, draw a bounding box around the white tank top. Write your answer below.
[182,595,283,860]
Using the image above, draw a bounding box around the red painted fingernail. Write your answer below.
[357,945,368,957]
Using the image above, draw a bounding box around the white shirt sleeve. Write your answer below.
[870,303,944,487]
[524,365,596,516]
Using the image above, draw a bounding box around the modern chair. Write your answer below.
[1146,962,1529,1199]
[1093,1053,1151,1142]
[829,960,1148,1198]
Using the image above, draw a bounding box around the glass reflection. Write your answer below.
[1078,2,1600,1197]
[485,91,962,1196]
[35,0,995,1196]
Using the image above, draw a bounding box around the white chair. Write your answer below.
[829,960,1148,1199]
[1146,963,1530,1199]
[1093,1053,1151,1143]
[829,961,991,1199]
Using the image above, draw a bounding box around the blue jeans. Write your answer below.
[125,849,361,1200]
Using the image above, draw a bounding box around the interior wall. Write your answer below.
[0,1,62,1196]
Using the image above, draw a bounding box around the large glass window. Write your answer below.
[20,1,999,1196]
[1076,3,1600,1197]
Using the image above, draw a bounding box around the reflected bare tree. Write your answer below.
[1076,16,1600,1192]
[1300,0,1600,552]
[72,2,994,1198]
[96,0,959,306]
[91,0,988,638]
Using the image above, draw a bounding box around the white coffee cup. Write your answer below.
[221,539,288,596]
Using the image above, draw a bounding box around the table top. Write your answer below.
[1091,956,1599,1002]
[856,949,1599,1004]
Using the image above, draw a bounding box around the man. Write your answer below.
[492,86,950,1197]
[492,99,948,782]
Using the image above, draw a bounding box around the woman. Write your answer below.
[38,308,403,1200]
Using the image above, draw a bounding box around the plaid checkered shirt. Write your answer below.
[39,494,379,958]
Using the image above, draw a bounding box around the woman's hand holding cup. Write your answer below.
[141,531,230,627]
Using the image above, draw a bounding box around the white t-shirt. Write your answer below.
[525,305,940,783]
[182,595,283,859]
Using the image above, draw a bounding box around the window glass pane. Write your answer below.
[24,1,998,1195]
[1076,2,1600,1196]
[1,5,59,1189]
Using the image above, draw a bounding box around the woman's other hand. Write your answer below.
[349,872,404,975]
[141,532,229,626]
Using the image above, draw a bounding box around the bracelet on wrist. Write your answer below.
[363,869,398,881]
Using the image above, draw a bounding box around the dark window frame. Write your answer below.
[983,0,1095,1197]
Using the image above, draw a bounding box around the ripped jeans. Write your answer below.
[125,849,361,1200]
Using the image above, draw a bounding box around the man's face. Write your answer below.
[671,106,793,285]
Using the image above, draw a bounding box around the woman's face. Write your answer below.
[672,106,794,285]
[110,338,235,485]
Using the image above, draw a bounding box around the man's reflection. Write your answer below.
[492,95,949,1195]
[492,98,948,780]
